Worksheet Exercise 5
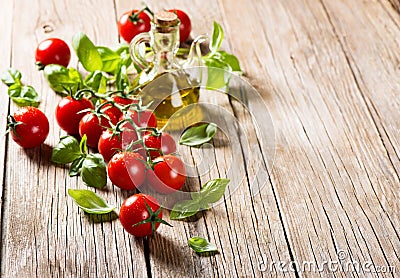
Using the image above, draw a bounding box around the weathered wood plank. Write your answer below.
[220,0,400,276]
[1,0,147,277]
[0,0,13,276]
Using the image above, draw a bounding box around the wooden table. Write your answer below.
[1,0,399,277]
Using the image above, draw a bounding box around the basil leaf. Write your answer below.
[81,153,107,188]
[204,59,231,90]
[72,32,103,72]
[188,236,218,254]
[210,22,224,53]
[115,63,129,91]
[198,178,229,205]
[170,200,201,220]
[68,189,115,214]
[69,157,85,177]
[44,64,82,95]
[218,51,241,72]
[84,70,107,94]
[97,46,121,74]
[179,123,217,147]
[51,136,82,164]
[1,68,22,86]
[7,84,40,107]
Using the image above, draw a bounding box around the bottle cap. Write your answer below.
[154,11,179,32]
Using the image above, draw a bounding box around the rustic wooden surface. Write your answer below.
[1,0,399,277]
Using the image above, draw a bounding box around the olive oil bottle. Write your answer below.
[130,11,206,129]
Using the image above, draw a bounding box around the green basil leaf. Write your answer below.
[198,178,229,205]
[81,153,107,188]
[51,136,82,164]
[8,84,40,107]
[80,134,88,155]
[97,46,121,74]
[115,44,129,55]
[68,189,115,214]
[188,236,218,254]
[210,21,224,53]
[1,68,22,86]
[115,63,129,91]
[170,200,201,220]
[72,32,103,72]
[69,157,85,177]
[204,58,231,90]
[44,64,82,95]
[218,51,241,72]
[84,70,107,94]
[179,123,217,147]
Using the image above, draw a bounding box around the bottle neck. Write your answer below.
[150,21,181,73]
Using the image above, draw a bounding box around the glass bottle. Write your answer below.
[129,11,206,129]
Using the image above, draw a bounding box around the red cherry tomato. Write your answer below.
[143,132,177,159]
[98,128,139,161]
[169,9,192,43]
[108,152,146,190]
[98,130,122,162]
[118,10,151,43]
[55,96,94,134]
[147,155,186,194]
[120,109,157,129]
[79,111,118,148]
[114,96,138,106]
[119,193,162,237]
[105,96,138,119]
[35,38,71,68]
[8,107,49,148]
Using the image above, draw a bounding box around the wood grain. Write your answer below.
[0,0,147,277]
[0,0,399,277]
[219,0,400,276]
[0,0,13,276]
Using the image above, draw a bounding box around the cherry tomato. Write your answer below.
[35,38,71,68]
[79,110,118,148]
[147,155,186,194]
[120,109,157,129]
[143,132,177,159]
[169,9,192,43]
[8,107,49,148]
[105,96,138,119]
[119,193,163,237]
[118,10,151,43]
[108,152,146,190]
[55,96,94,134]
[98,128,139,161]
[98,130,122,162]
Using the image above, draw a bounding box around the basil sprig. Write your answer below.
[72,32,103,72]
[68,189,115,214]
[51,135,107,188]
[170,178,229,220]
[43,65,83,95]
[188,236,218,254]
[1,68,40,107]
[202,22,242,90]
[179,123,217,147]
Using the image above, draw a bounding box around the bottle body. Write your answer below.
[130,11,203,129]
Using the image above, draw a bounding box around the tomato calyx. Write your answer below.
[81,100,115,125]
[129,6,154,24]
[6,115,23,137]
[132,200,172,236]
[74,88,98,101]
[107,118,133,142]
[36,61,45,71]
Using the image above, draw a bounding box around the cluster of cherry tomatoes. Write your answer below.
[7,7,194,237]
